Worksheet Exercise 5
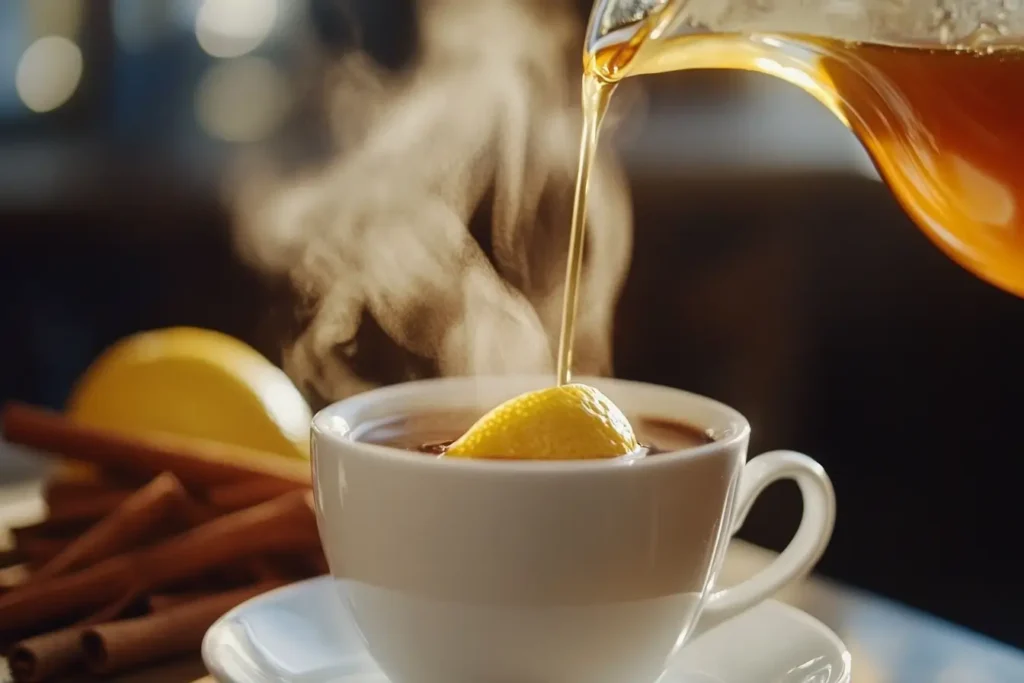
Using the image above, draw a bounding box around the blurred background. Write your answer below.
[0,0,1021,650]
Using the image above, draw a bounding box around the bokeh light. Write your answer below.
[195,0,278,58]
[15,36,84,113]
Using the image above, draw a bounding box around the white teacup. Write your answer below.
[311,376,835,683]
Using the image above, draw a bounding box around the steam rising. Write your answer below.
[233,0,633,403]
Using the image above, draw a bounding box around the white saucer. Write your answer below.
[202,576,851,683]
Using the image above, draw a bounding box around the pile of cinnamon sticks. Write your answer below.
[0,402,324,682]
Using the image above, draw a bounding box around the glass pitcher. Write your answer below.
[584,0,1024,296]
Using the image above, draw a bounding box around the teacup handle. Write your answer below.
[697,450,836,634]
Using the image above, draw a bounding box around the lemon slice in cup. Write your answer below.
[445,383,639,460]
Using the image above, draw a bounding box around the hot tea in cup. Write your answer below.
[311,375,835,683]
[358,409,714,456]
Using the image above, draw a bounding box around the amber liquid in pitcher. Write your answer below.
[555,29,1024,382]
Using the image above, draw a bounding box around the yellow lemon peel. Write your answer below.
[445,383,639,460]
[67,327,311,460]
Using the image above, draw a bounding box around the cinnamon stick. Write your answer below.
[43,477,114,501]
[207,479,297,511]
[31,473,190,581]
[180,498,219,527]
[7,627,83,682]
[8,593,138,682]
[249,551,328,582]
[207,556,290,587]
[246,556,292,582]
[0,491,318,640]
[140,491,319,587]
[43,477,134,507]
[0,558,124,641]
[43,464,103,488]
[14,538,66,568]
[146,590,218,613]
[1,403,310,490]
[44,490,133,530]
[9,525,69,551]
[83,582,284,675]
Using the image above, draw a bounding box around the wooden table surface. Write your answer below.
[2,470,1022,683]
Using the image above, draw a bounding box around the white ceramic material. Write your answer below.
[308,376,836,683]
[202,576,853,683]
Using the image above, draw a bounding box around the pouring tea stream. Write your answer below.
[554,0,1024,385]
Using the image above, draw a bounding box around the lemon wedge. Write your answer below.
[445,383,639,460]
[66,327,311,460]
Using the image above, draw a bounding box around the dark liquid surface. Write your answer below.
[354,410,714,457]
